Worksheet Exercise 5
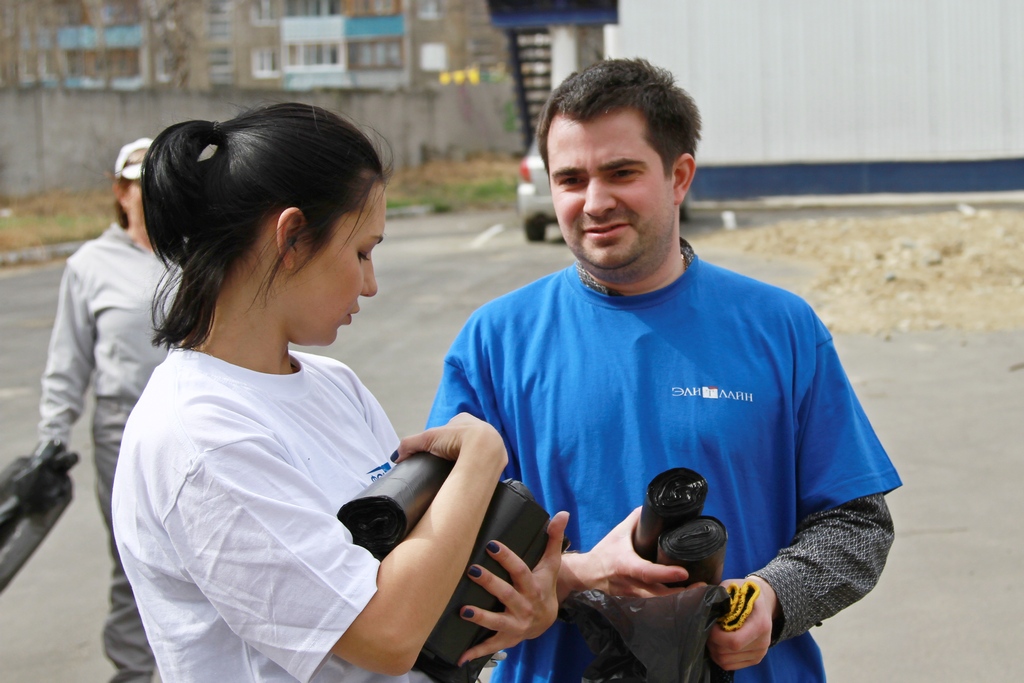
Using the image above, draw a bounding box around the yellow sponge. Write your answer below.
[718,581,761,632]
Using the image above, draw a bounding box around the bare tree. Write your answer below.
[143,0,204,88]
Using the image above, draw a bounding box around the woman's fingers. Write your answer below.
[455,512,571,665]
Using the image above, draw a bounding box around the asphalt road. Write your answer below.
[1,208,1022,682]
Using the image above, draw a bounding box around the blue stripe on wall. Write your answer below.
[488,9,617,28]
[690,158,1024,200]
[345,15,403,37]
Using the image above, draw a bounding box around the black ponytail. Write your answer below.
[141,103,390,350]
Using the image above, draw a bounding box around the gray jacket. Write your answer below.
[38,224,168,443]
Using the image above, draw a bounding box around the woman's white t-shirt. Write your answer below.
[112,349,431,683]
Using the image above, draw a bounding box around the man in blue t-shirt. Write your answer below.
[429,58,901,683]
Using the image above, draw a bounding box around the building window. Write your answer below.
[39,50,57,79]
[348,0,400,16]
[347,38,402,69]
[419,42,446,71]
[252,47,280,77]
[56,4,84,26]
[102,0,141,25]
[108,48,140,77]
[285,0,341,16]
[209,47,233,84]
[208,0,232,40]
[65,50,96,78]
[154,50,172,83]
[18,53,35,83]
[416,0,441,20]
[287,42,341,66]
[252,0,279,24]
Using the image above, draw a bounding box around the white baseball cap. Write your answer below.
[114,137,153,180]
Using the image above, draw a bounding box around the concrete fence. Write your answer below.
[0,83,523,197]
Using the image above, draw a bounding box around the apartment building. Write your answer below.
[0,0,508,91]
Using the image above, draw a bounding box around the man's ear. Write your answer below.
[275,207,306,268]
[671,153,697,206]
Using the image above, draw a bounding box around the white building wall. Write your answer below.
[618,0,1024,165]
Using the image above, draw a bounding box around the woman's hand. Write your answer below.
[395,413,507,470]
[455,511,570,666]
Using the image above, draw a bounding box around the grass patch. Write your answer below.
[384,153,518,213]
[0,154,520,252]
[0,190,114,251]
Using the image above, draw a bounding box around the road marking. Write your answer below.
[0,387,33,400]
[467,224,505,250]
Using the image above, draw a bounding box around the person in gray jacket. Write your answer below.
[37,137,166,683]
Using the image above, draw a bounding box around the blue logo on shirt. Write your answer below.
[367,462,392,481]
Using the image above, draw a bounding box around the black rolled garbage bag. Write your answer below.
[632,467,708,562]
[337,452,551,683]
[415,479,550,683]
[656,516,728,587]
[565,586,731,683]
[337,452,453,560]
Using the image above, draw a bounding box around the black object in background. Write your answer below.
[632,467,708,562]
[0,440,79,593]
[338,452,551,683]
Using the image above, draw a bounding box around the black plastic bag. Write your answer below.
[632,468,726,588]
[0,440,79,593]
[338,452,552,683]
[632,468,708,562]
[656,516,728,587]
[337,452,454,560]
[564,586,732,683]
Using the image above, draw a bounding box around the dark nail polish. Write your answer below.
[389,451,399,462]
[462,608,474,618]
[468,565,482,578]
[487,541,499,553]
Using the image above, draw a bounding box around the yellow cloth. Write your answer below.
[717,581,761,632]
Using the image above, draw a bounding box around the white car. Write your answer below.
[516,139,691,243]
[516,140,555,242]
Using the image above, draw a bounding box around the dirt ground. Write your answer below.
[690,206,1024,335]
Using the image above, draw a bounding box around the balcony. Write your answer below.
[57,24,143,50]
[345,14,404,37]
[281,15,344,43]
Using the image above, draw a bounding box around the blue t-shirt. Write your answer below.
[428,257,901,683]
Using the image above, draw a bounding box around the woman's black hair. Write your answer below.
[141,102,391,349]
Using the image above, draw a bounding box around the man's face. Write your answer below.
[546,109,694,295]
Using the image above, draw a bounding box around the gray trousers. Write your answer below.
[94,398,156,683]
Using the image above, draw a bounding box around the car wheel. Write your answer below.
[524,216,548,242]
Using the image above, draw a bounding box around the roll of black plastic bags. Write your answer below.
[632,467,708,562]
[337,452,453,560]
[656,516,728,586]
[337,451,551,683]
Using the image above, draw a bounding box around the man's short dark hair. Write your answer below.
[536,58,702,173]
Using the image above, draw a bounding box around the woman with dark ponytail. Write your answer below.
[111,103,568,683]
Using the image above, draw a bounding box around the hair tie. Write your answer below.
[212,121,227,145]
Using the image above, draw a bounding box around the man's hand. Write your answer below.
[557,507,690,601]
[707,575,778,670]
[456,511,570,665]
